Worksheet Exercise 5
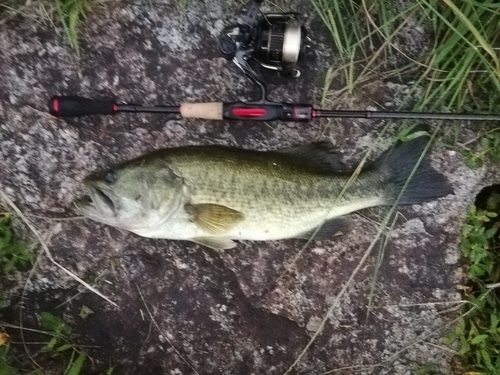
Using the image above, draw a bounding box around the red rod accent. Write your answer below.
[232,108,267,117]
[312,110,317,118]
[113,104,118,113]
[52,98,59,113]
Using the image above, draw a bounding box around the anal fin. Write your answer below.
[295,216,353,240]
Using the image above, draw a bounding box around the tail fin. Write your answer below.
[376,136,453,205]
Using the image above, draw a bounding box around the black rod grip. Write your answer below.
[49,96,118,117]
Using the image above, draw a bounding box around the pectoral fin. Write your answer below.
[185,203,245,235]
[192,237,237,250]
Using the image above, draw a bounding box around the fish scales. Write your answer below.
[163,148,380,235]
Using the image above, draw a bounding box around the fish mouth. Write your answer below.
[75,184,116,220]
[94,187,115,211]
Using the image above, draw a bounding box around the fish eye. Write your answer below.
[104,170,117,184]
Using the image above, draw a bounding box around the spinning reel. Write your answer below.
[219,0,307,100]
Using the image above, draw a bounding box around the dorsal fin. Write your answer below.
[276,142,348,173]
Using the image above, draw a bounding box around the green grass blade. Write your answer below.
[66,352,86,375]
[442,0,500,70]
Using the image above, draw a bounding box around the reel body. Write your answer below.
[219,0,307,100]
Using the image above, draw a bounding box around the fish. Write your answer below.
[75,136,453,250]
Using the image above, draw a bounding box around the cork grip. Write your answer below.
[179,102,224,120]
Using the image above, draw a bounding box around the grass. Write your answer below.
[0,0,200,55]
[315,0,500,113]
[414,0,500,113]
[316,0,500,164]
[313,0,421,102]
[0,213,32,275]
[460,129,500,169]
[444,190,500,373]
[0,0,97,56]
[413,363,439,375]
[0,206,98,374]
[53,0,95,57]
[38,312,88,375]
[0,312,90,375]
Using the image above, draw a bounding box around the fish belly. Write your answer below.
[222,196,386,241]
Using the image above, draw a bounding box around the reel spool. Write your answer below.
[255,14,306,77]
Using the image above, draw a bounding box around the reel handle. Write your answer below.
[49,96,117,117]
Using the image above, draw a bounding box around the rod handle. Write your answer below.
[179,102,223,120]
[49,96,118,117]
[222,102,313,122]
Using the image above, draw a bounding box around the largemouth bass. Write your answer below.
[76,137,452,249]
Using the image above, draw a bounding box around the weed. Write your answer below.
[177,0,190,9]
[37,312,88,374]
[0,343,16,375]
[444,192,500,373]
[413,363,438,375]
[460,205,498,281]
[0,0,97,56]
[0,213,32,274]
[78,305,94,320]
[312,0,419,99]
[413,0,500,114]
[462,130,500,168]
[0,203,102,374]
[40,312,73,353]
[0,211,29,374]
[53,0,95,57]
[1,302,89,374]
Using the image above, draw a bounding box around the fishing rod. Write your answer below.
[48,96,500,122]
[48,0,500,123]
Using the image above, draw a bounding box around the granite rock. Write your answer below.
[0,1,498,374]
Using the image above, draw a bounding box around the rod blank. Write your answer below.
[315,110,500,121]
